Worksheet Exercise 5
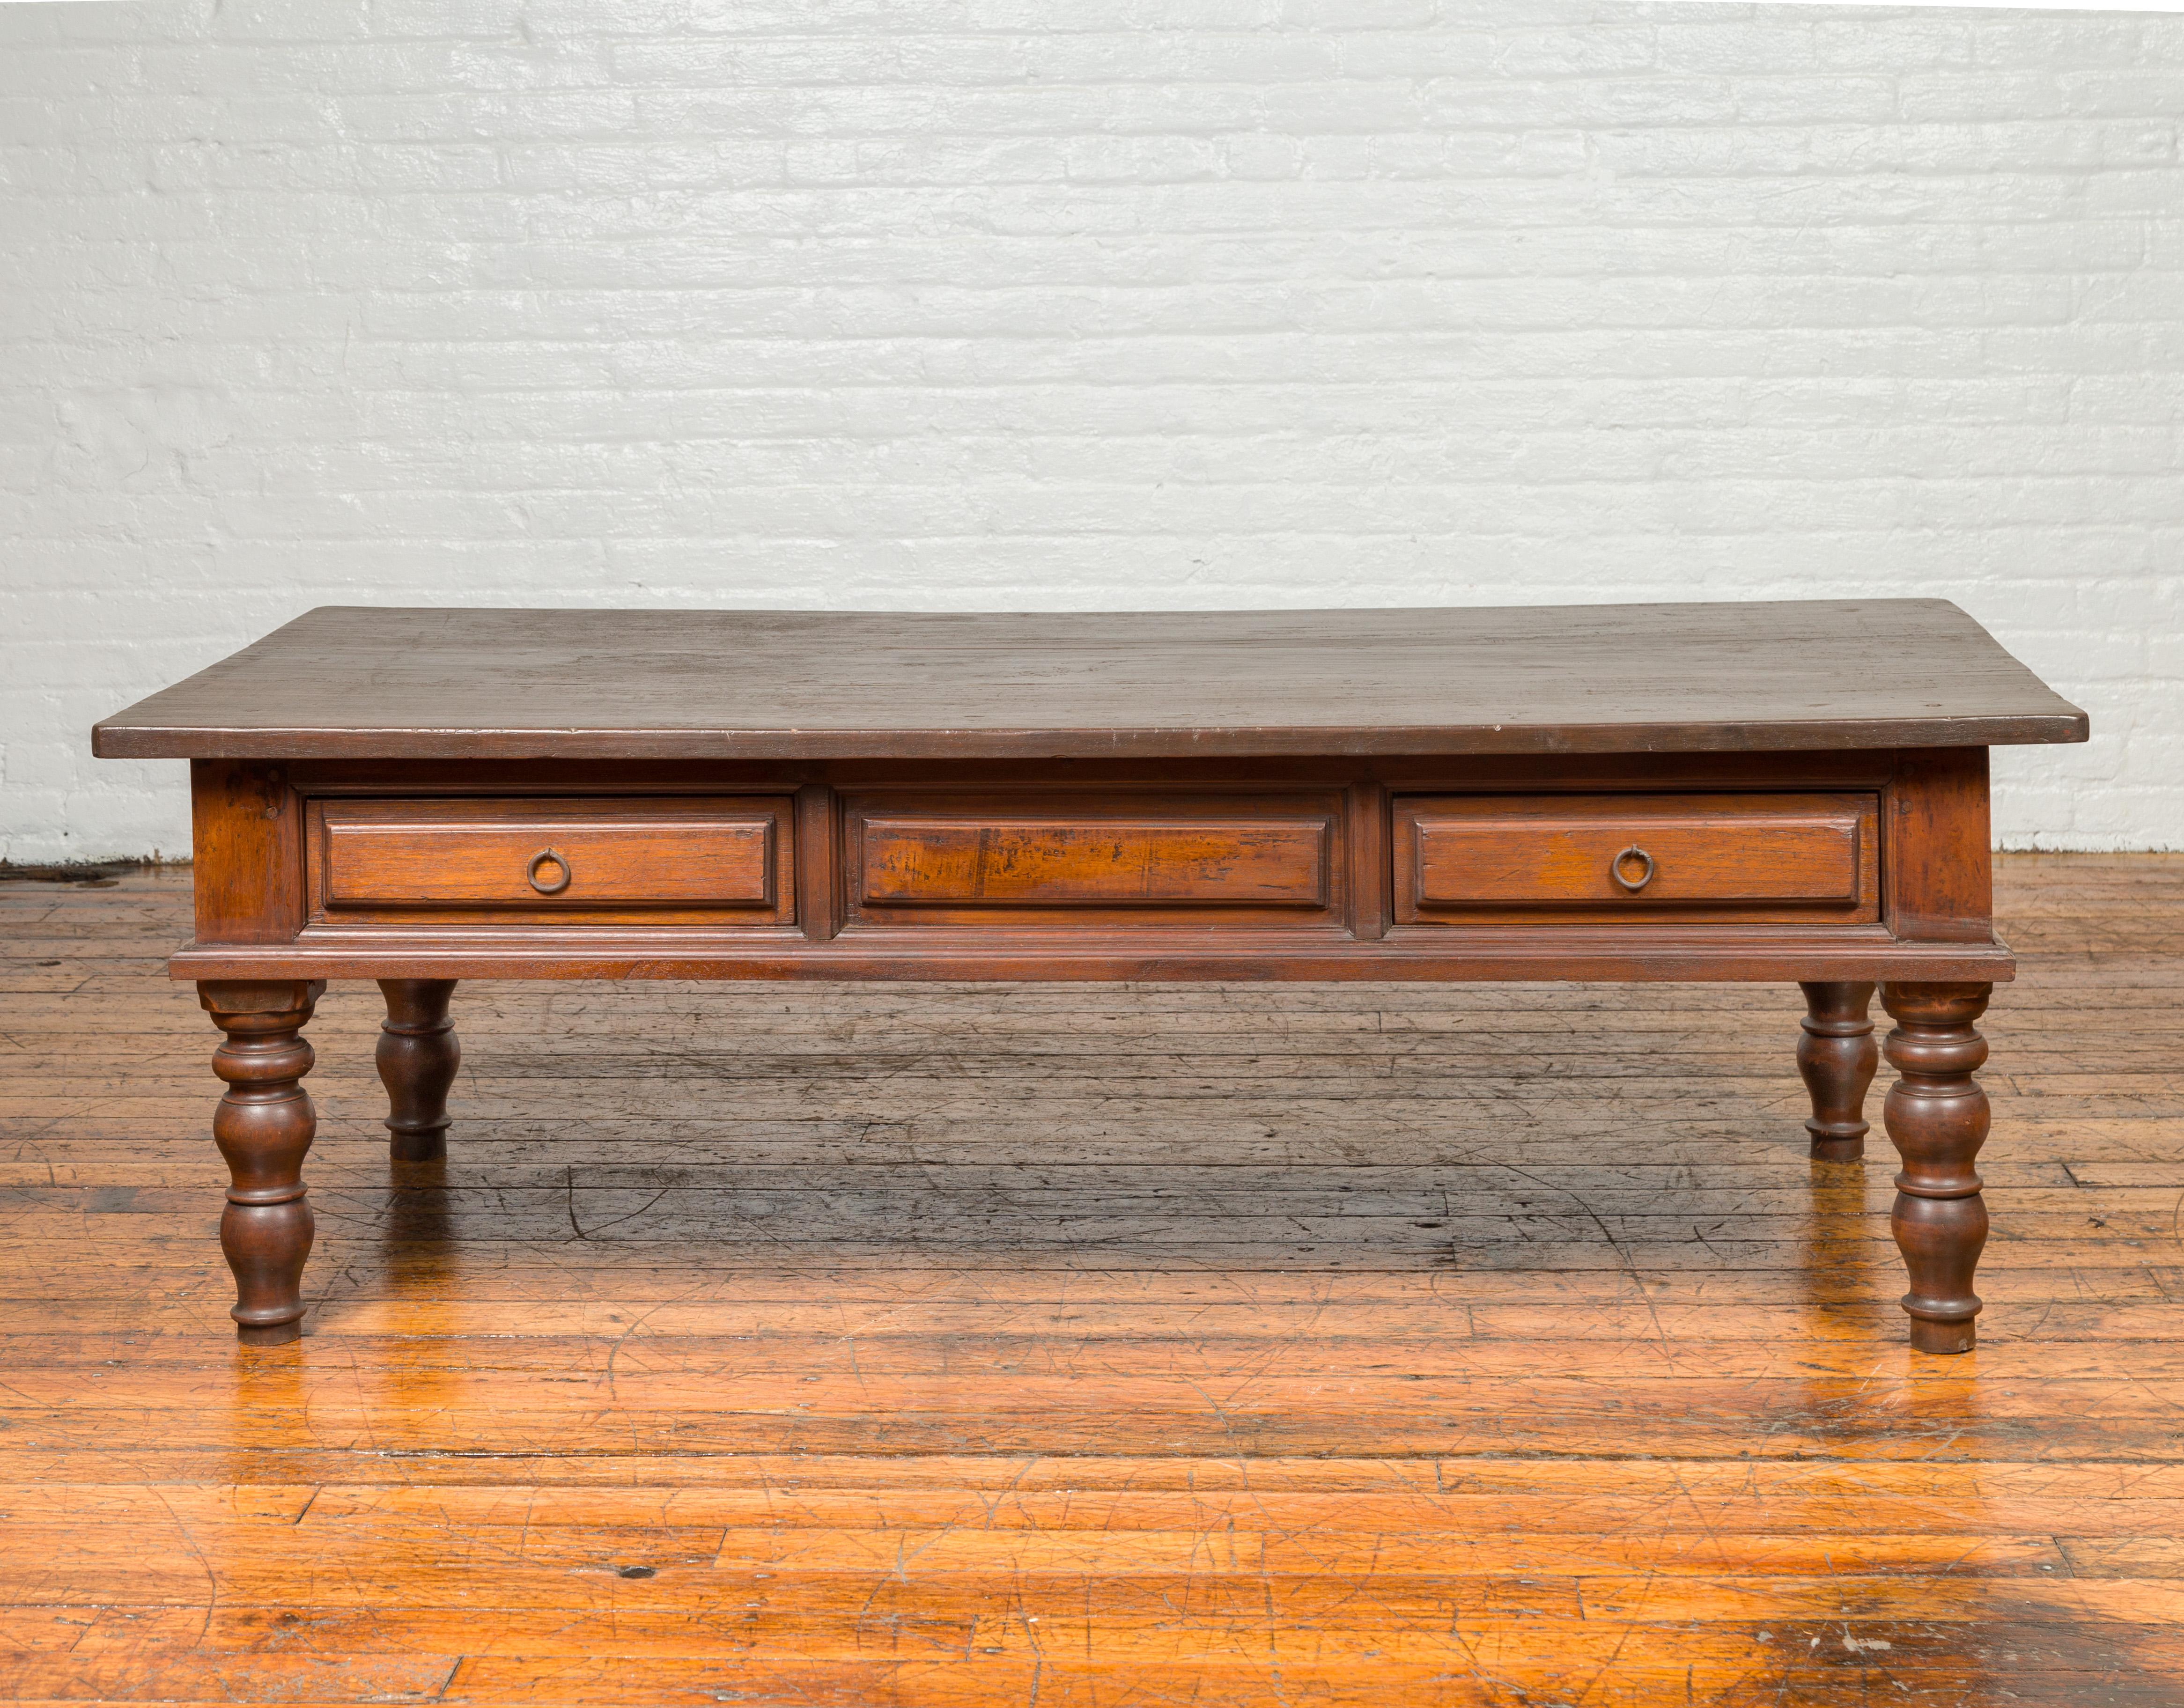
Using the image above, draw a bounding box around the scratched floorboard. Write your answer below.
[1,856,2182,1706]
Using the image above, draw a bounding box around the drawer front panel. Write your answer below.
[309,796,793,926]
[1395,793,1879,925]
[844,792,1343,929]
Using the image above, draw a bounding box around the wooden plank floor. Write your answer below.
[2,856,2182,1706]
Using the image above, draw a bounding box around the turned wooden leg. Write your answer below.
[1798,980,1878,1161]
[201,980,325,1346]
[377,979,460,1162]
[1881,982,1992,1355]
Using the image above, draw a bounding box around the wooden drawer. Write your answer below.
[306,796,795,927]
[1394,793,1879,926]
[842,792,1346,929]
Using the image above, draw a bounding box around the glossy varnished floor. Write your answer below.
[2,859,2182,1706]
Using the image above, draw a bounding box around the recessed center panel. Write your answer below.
[842,792,1343,930]
[305,795,795,928]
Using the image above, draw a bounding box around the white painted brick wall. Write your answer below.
[2,0,2178,860]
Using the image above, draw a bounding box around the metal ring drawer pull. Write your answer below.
[1610,844,1655,892]
[526,847,572,896]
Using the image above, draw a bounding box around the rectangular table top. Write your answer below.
[95,599,2087,762]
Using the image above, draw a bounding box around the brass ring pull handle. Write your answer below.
[526,847,572,896]
[1610,844,1655,893]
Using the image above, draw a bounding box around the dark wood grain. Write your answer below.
[94,601,2087,760]
[172,755,2016,984]
[173,934,2016,985]
[859,817,1329,910]
[1344,779,1389,943]
[197,746,1987,978]
[307,796,793,926]
[284,749,1905,797]
[1798,980,1878,1161]
[89,604,2084,1357]
[1881,982,1994,1355]
[1395,792,1878,925]
[1887,748,1997,944]
[199,979,323,1346]
[842,791,1343,930]
[188,759,304,944]
[376,979,459,1163]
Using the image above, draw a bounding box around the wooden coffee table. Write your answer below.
[96,601,2086,1352]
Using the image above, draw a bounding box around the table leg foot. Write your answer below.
[1798,980,1877,1161]
[378,979,460,1163]
[201,979,324,1344]
[1881,982,1992,1355]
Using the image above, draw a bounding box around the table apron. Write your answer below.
[179,748,2003,983]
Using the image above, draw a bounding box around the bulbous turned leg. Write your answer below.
[1881,982,1993,1355]
[377,979,460,1162]
[1798,981,1878,1161]
[200,980,325,1346]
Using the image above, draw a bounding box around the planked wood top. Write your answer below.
[93,600,2087,761]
